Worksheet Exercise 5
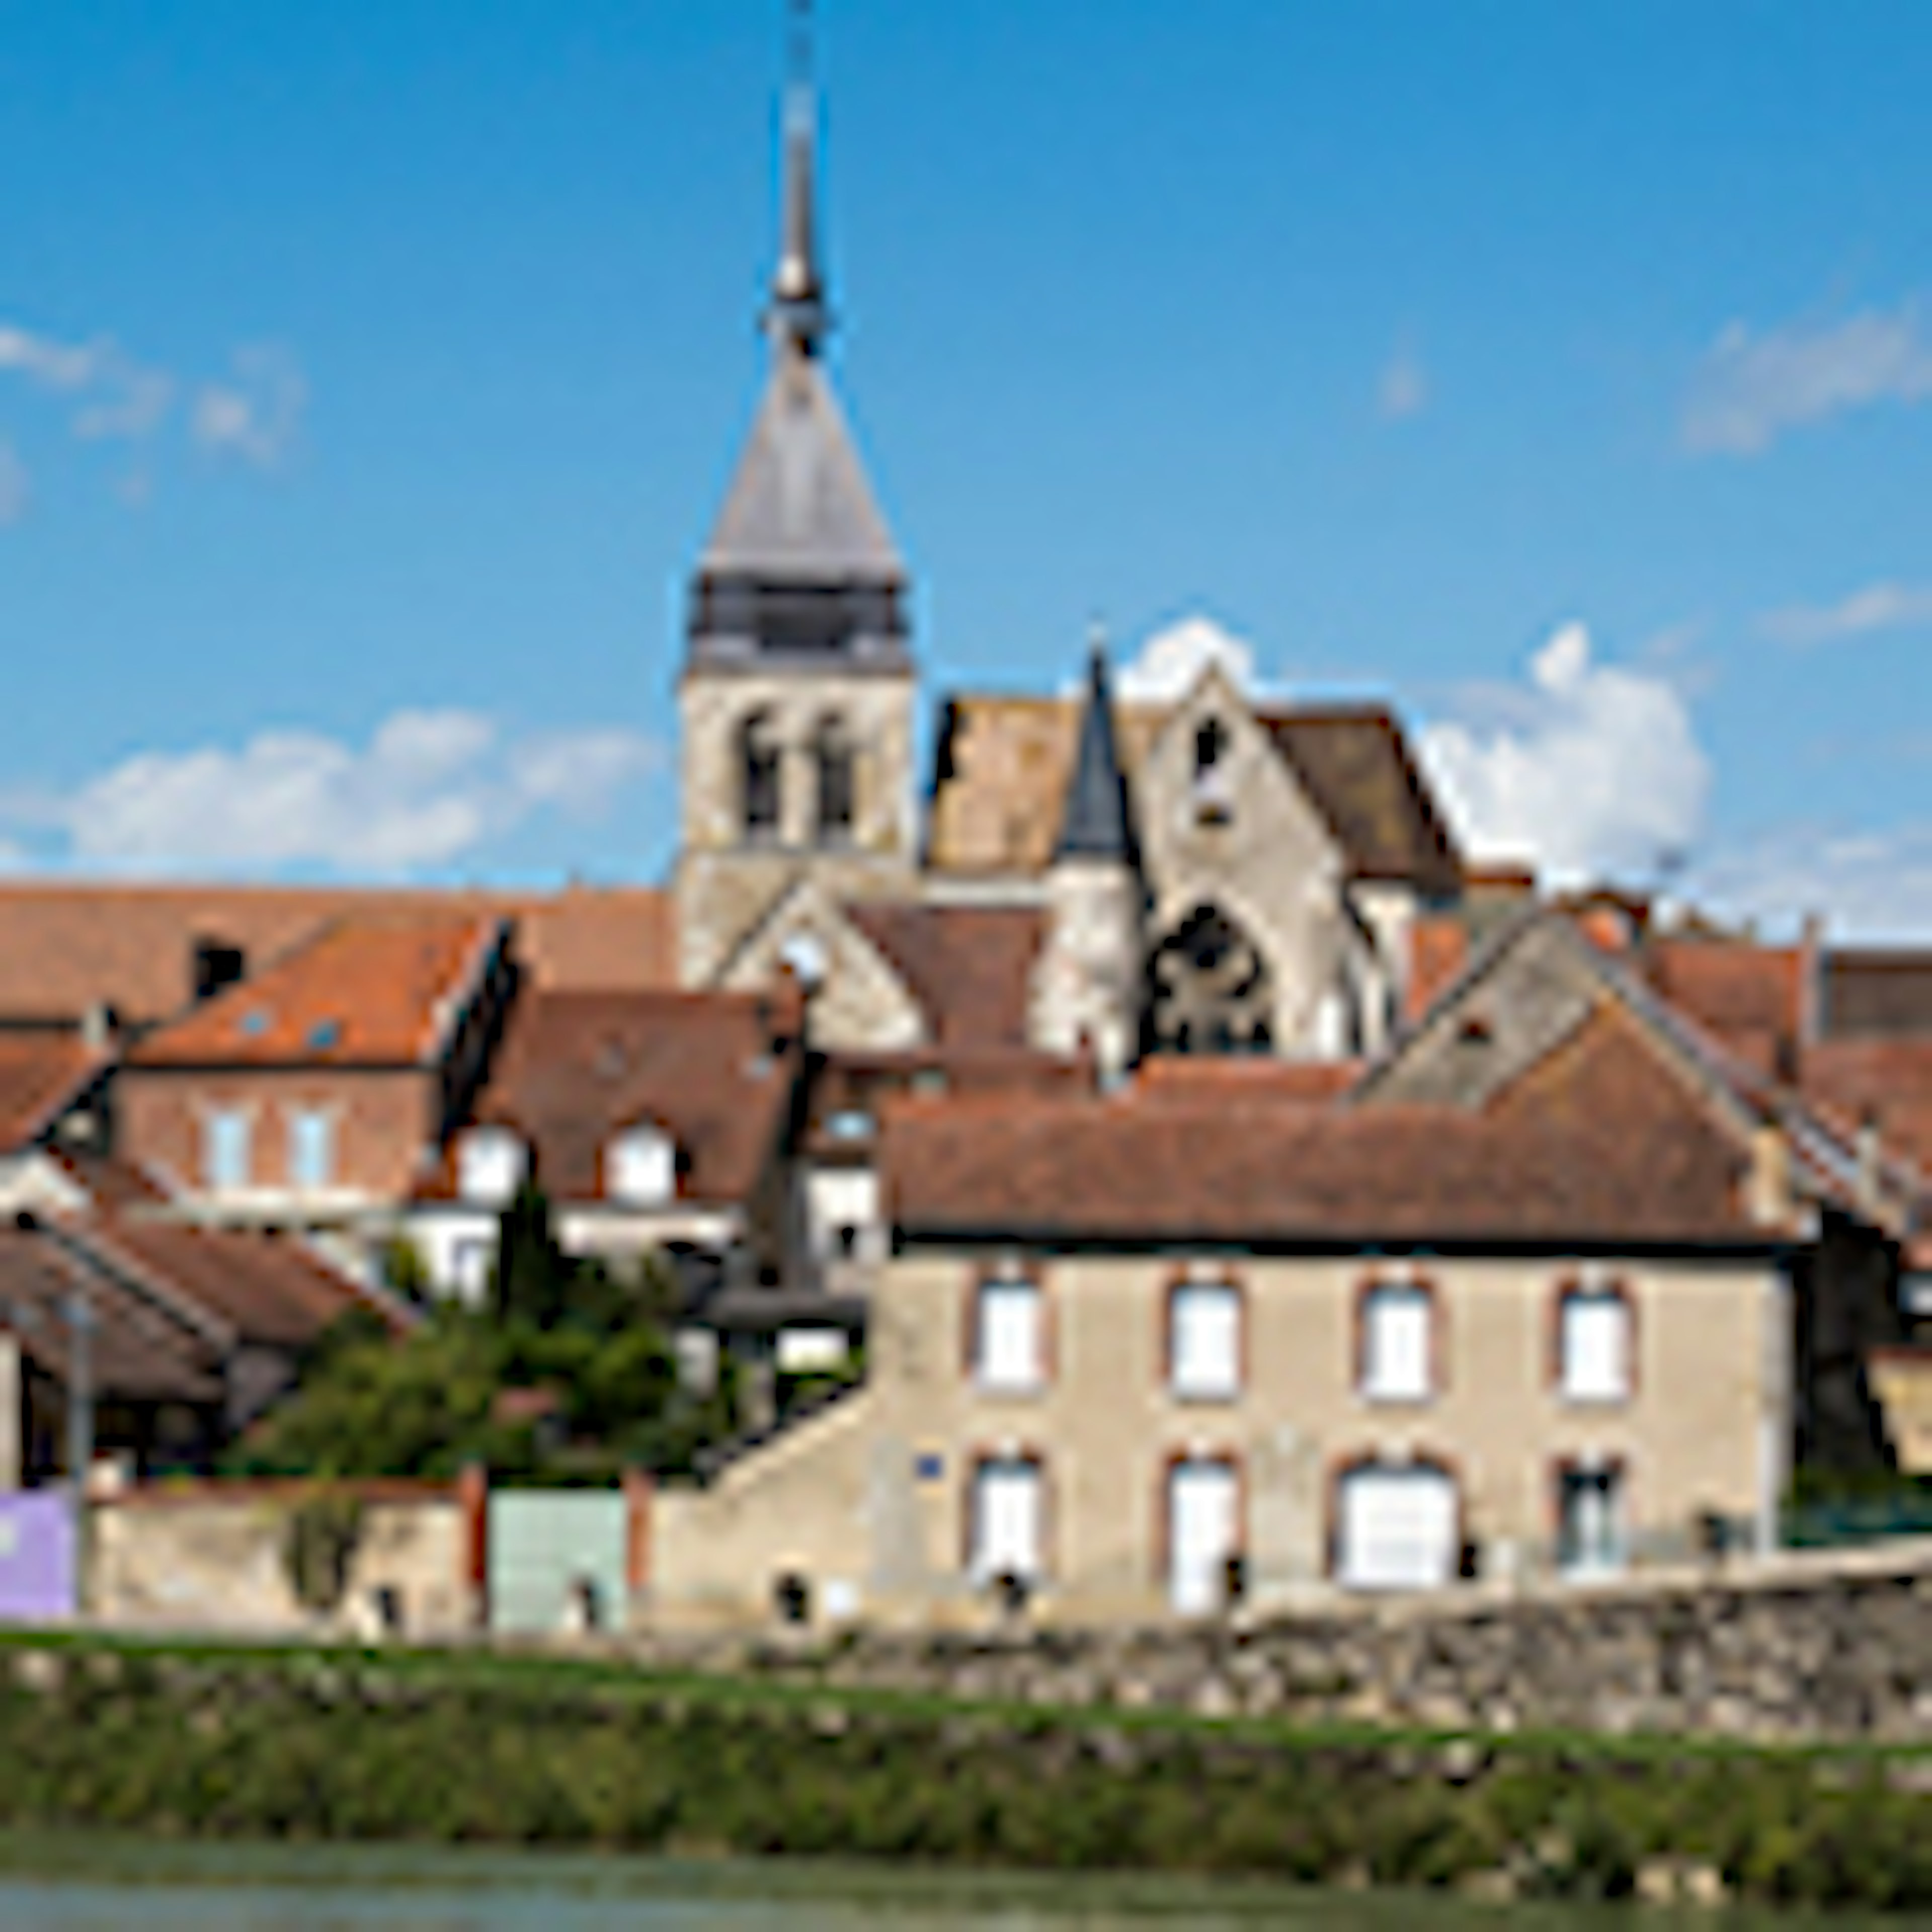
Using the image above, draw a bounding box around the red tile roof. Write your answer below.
[1131,1055,1362,1103]
[0,881,672,1028]
[884,1006,1765,1247]
[0,1031,105,1150]
[1642,938,1804,1082]
[1406,915,1470,1025]
[844,904,1046,1051]
[417,987,798,1208]
[76,1221,403,1351]
[128,913,503,1068]
[1802,1039,1932,1175]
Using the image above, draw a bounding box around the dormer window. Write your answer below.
[607,1125,676,1208]
[458,1128,526,1208]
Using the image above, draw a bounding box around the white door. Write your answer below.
[971,1460,1042,1583]
[1337,1465,1458,1591]
[1168,1460,1238,1614]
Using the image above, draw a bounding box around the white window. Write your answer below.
[1360,1280,1434,1402]
[1337,1464,1459,1591]
[1559,1286,1632,1404]
[975,1276,1043,1393]
[457,1128,526,1208]
[202,1108,252,1192]
[1168,1459,1240,1614]
[1169,1281,1241,1400]
[969,1456,1043,1584]
[607,1126,675,1207]
[286,1108,335,1193]
[1557,1465,1625,1577]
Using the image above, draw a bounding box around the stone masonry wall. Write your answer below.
[630,1540,1932,1745]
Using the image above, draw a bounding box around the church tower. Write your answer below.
[676,14,918,988]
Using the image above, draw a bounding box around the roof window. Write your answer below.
[307,1019,342,1052]
[608,1125,675,1208]
[458,1128,527,1208]
[237,1009,271,1039]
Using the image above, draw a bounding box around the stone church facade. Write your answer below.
[673,73,1466,1075]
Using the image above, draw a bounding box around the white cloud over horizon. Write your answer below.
[1419,623,1710,889]
[1699,824,1932,943]
[1115,613,1263,702]
[1759,579,1932,647]
[1683,300,1932,456]
[0,709,663,878]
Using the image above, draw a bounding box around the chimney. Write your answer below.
[1797,911,1825,1051]
[80,1003,117,1056]
[1746,1121,1793,1229]
[1857,1111,1885,1218]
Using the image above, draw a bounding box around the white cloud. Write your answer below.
[1701,824,1932,942]
[0,316,303,508]
[0,443,27,525]
[1115,613,1260,703]
[1419,622,1711,889]
[7,709,662,878]
[1760,579,1932,647]
[1378,343,1428,422]
[1683,301,1932,456]
[191,345,306,469]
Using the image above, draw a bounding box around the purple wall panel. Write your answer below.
[0,1493,76,1622]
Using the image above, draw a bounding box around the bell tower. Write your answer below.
[676,3,918,987]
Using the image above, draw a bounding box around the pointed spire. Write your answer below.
[1055,625,1138,864]
[769,0,829,357]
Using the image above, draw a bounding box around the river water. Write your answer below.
[0,1840,1904,1931]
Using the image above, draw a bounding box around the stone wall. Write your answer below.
[633,1539,1932,1744]
[89,1480,472,1640]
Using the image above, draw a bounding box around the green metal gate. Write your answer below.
[486,1490,628,1635]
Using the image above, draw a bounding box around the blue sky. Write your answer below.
[2,1,1930,932]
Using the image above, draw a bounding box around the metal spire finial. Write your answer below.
[770,0,829,355]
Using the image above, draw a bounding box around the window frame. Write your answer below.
[1554,1456,1628,1578]
[1552,1276,1637,1407]
[285,1105,336,1194]
[201,1106,254,1193]
[1164,1274,1245,1403]
[457,1127,527,1209]
[605,1123,676,1209]
[968,1268,1049,1396]
[1355,1273,1441,1405]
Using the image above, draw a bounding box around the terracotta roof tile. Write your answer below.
[884,1007,1761,1247]
[128,913,502,1068]
[74,1221,395,1351]
[1642,938,1804,1081]
[1802,1039,1932,1174]
[1132,1056,1362,1103]
[844,903,1045,1050]
[0,881,672,1028]
[418,988,796,1208]
[0,1232,220,1402]
[0,1031,104,1150]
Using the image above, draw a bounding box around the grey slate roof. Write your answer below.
[700,345,903,586]
[1055,647,1138,864]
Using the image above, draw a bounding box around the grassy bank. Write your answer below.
[3,1634,1932,1910]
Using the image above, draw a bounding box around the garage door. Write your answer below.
[1168,1460,1239,1615]
[1337,1464,1458,1591]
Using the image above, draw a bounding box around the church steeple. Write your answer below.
[684,0,908,674]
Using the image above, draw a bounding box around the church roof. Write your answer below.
[699,347,903,585]
[926,691,1460,893]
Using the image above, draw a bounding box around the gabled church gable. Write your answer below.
[713,875,928,1055]
[1137,665,1355,1057]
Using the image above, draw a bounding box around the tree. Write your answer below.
[226,1192,741,1482]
